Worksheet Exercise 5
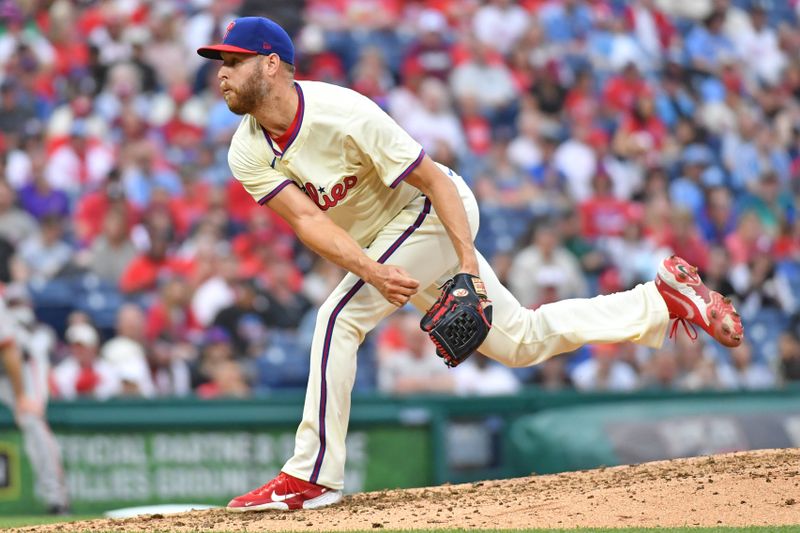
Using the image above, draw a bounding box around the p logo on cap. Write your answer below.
[197,16,295,65]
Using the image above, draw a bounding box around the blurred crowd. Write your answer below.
[1,0,800,400]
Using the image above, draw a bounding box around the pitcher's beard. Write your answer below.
[225,71,270,115]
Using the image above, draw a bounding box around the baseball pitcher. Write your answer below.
[197,17,743,511]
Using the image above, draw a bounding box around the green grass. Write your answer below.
[1,520,799,533]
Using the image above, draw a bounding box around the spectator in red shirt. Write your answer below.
[145,276,202,343]
[459,94,492,156]
[162,85,204,148]
[612,93,667,165]
[403,9,454,81]
[388,56,425,130]
[507,42,535,93]
[167,167,213,236]
[118,231,194,294]
[350,46,393,105]
[48,20,89,76]
[774,218,800,261]
[294,24,347,84]
[376,310,411,362]
[725,211,770,266]
[564,69,599,124]
[225,179,263,226]
[661,209,711,272]
[233,208,295,263]
[73,168,137,246]
[196,359,250,399]
[623,0,675,60]
[51,323,120,400]
[147,188,192,239]
[580,172,636,239]
[602,62,651,115]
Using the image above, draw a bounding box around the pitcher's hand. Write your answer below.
[367,264,419,306]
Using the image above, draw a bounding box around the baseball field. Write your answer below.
[4,448,799,532]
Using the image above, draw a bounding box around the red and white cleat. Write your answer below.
[226,472,342,512]
[655,255,744,348]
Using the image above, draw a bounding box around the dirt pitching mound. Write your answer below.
[19,449,800,531]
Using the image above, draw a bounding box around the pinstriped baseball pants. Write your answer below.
[282,172,670,490]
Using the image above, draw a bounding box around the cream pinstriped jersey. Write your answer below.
[229,80,426,247]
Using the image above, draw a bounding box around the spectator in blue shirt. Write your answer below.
[654,68,696,128]
[670,144,714,216]
[538,0,594,45]
[122,145,182,209]
[685,10,737,75]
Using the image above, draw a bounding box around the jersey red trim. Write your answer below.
[266,83,305,153]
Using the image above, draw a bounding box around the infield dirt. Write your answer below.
[14,449,800,531]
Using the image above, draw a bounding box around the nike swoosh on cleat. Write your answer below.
[676,264,693,278]
[271,491,302,502]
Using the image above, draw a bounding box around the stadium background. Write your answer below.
[1,0,800,515]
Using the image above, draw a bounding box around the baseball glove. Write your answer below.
[420,273,493,367]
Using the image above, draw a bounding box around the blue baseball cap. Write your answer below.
[197,17,294,65]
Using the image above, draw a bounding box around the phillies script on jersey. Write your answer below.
[304,176,358,211]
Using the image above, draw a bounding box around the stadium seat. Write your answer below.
[255,332,311,390]
[27,278,77,336]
